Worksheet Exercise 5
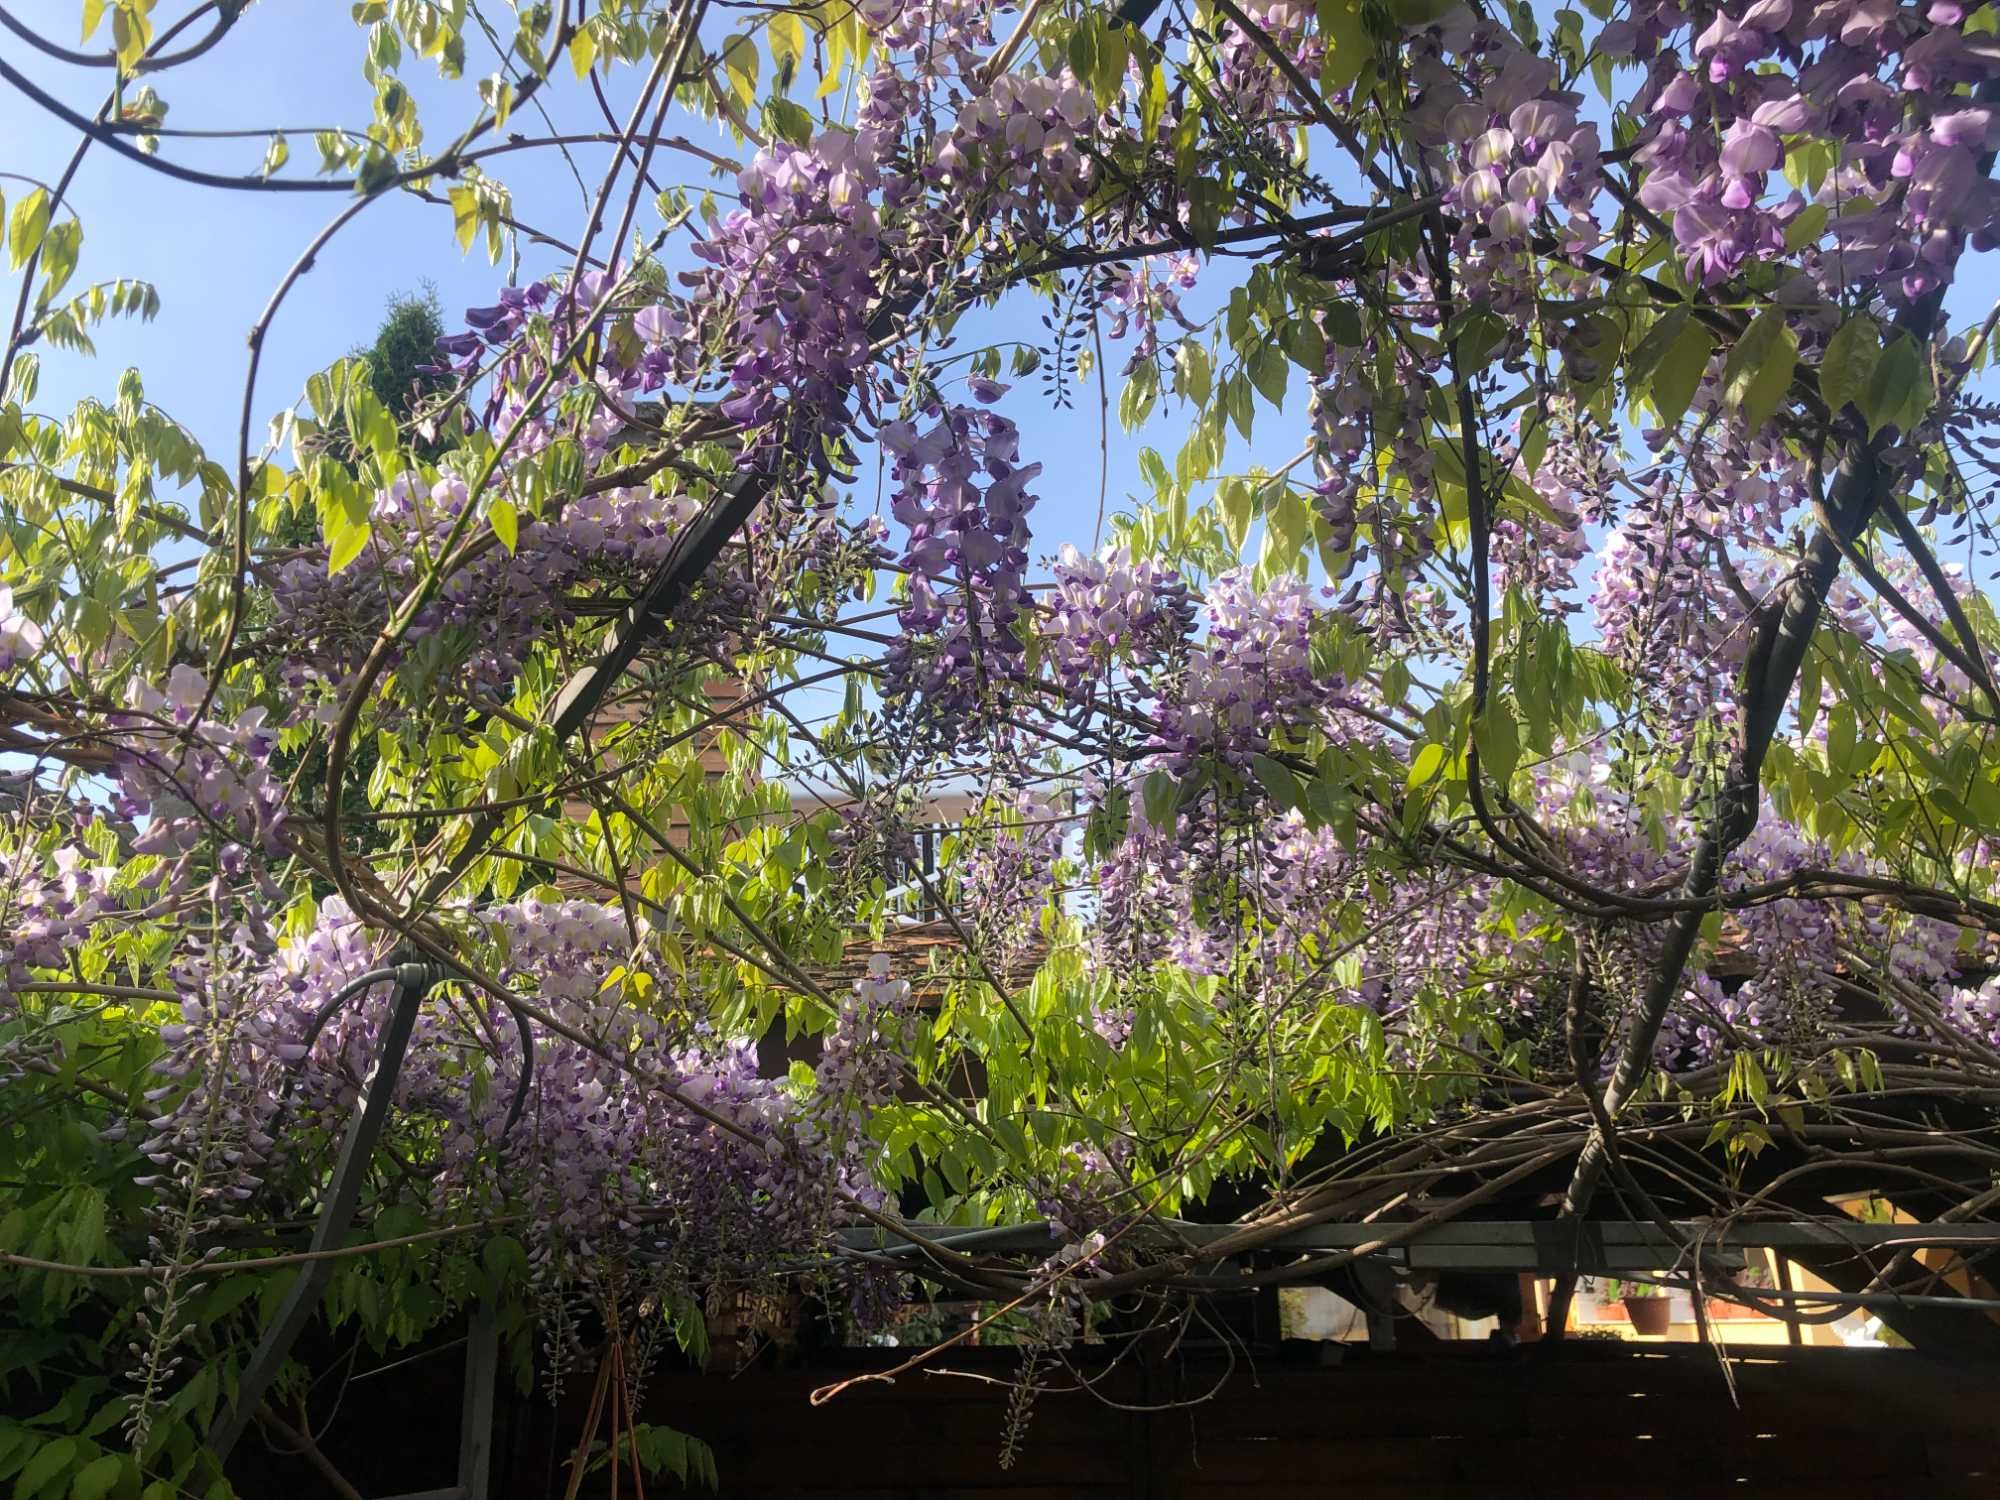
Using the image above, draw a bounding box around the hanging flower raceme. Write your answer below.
[1435,51,1606,306]
[1097,256,1201,375]
[267,455,855,711]
[1215,0,1326,129]
[111,665,288,868]
[930,69,1100,238]
[881,404,1041,742]
[952,792,1068,954]
[133,895,895,1284]
[0,844,121,1017]
[688,128,889,445]
[1155,570,1352,769]
[1040,543,1194,692]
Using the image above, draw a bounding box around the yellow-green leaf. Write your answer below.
[1316,0,1371,92]
[9,187,51,271]
[328,515,371,575]
[489,495,518,553]
[769,10,805,83]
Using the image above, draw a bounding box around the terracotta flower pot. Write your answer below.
[1623,1296,1671,1336]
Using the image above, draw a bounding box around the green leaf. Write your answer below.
[1141,770,1179,829]
[450,184,480,253]
[1783,137,1837,196]
[1519,419,1548,476]
[1720,306,1797,433]
[353,149,399,195]
[1066,17,1098,88]
[1139,62,1166,140]
[8,189,51,272]
[1825,703,1857,772]
[1216,476,1254,551]
[1407,742,1447,789]
[1626,306,1688,387]
[1819,315,1881,420]
[1262,487,1309,573]
[16,1439,76,1500]
[1860,333,1930,437]
[1118,360,1159,429]
[109,0,151,69]
[488,496,518,553]
[1477,697,1520,785]
[67,1454,123,1500]
[1174,339,1212,405]
[1646,316,1713,430]
[763,97,814,146]
[1783,202,1829,252]
[1248,343,1289,407]
[768,10,805,82]
[327,513,371,575]
[1251,754,1304,811]
[1185,178,1226,250]
[1279,314,1326,373]
[479,74,513,132]
[720,33,760,107]
[1224,372,1254,440]
[1315,0,1371,92]
[34,221,80,304]
[1322,301,1363,347]
[81,0,107,40]
[1797,649,1822,738]
[1451,306,1507,369]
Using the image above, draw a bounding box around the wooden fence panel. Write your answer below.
[483,1345,1999,1499]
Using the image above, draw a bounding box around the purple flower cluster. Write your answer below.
[1216,0,1326,129]
[112,665,288,866]
[933,71,1099,238]
[1097,256,1200,375]
[0,844,120,1012]
[803,954,917,1217]
[1409,35,1605,307]
[880,404,1040,740]
[1492,447,1592,609]
[1306,335,1449,599]
[952,793,1067,954]
[1155,570,1350,768]
[1611,0,2000,301]
[134,894,904,1297]
[690,129,888,441]
[1040,544,1194,691]
[269,470,740,703]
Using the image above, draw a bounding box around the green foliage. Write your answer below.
[2,0,1998,1484]
[362,284,449,424]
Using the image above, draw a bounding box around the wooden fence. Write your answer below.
[220,1338,2000,1498]
[577,1344,1998,1500]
